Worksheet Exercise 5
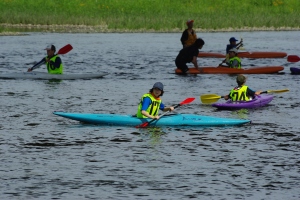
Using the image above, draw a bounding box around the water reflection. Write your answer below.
[231,109,249,119]
[139,127,167,147]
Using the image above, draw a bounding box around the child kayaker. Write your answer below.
[224,74,262,101]
[219,48,242,69]
[137,82,174,119]
[220,37,243,64]
[28,44,64,74]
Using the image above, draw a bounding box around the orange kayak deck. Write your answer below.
[175,66,284,74]
[198,52,287,58]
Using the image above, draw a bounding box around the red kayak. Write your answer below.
[175,66,284,74]
[198,52,287,58]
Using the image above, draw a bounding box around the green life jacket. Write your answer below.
[229,56,241,69]
[136,93,162,118]
[229,85,250,101]
[46,55,63,74]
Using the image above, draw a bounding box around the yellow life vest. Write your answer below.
[136,93,162,118]
[229,85,250,101]
[229,56,241,69]
[185,29,197,47]
[46,55,64,74]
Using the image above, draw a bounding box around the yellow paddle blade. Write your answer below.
[267,89,289,93]
[200,94,222,104]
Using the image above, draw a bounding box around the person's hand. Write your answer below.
[46,58,50,62]
[255,90,263,95]
[27,68,32,72]
[153,115,160,120]
[169,107,174,112]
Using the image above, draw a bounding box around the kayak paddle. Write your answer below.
[200,94,224,104]
[261,89,289,94]
[287,55,300,62]
[200,89,289,104]
[136,97,195,128]
[56,44,73,55]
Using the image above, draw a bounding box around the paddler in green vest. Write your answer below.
[224,74,262,101]
[137,82,174,119]
[219,48,242,69]
[27,44,64,74]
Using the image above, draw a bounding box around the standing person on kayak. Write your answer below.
[137,82,174,119]
[224,74,262,101]
[28,44,64,74]
[219,48,241,68]
[180,19,197,48]
[226,37,243,54]
[220,37,243,64]
[175,38,205,74]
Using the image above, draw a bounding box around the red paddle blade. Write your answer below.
[287,55,300,62]
[57,44,73,55]
[135,122,149,128]
[180,97,195,105]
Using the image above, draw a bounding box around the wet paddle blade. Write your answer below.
[266,89,289,93]
[287,55,300,62]
[200,94,222,104]
[57,44,73,55]
[180,97,195,105]
[136,122,149,128]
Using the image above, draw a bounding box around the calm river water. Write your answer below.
[0,31,299,199]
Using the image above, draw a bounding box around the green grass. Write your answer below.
[0,0,299,32]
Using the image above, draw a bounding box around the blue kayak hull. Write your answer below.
[53,112,250,126]
[212,94,273,110]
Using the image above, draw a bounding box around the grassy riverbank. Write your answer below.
[1,0,300,33]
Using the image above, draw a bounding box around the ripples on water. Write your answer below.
[0,32,299,199]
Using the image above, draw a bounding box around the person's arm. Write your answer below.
[191,56,199,69]
[180,30,188,46]
[28,58,46,72]
[236,39,243,49]
[141,110,159,119]
[49,56,62,69]
[140,97,159,119]
[224,92,231,100]
[247,87,262,98]
[219,59,231,67]
[160,103,174,112]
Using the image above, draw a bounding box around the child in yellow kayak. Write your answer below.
[224,74,262,101]
[137,82,174,119]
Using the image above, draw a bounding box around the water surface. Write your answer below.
[0,31,299,199]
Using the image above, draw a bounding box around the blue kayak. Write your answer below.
[212,94,273,110]
[53,112,250,127]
